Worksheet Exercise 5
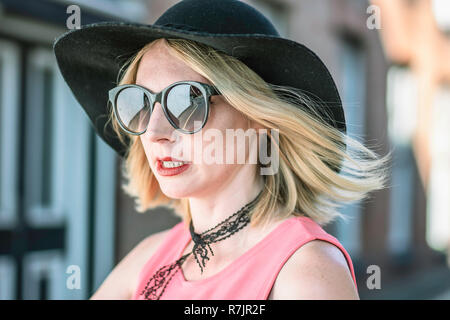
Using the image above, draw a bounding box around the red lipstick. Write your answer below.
[156,156,191,176]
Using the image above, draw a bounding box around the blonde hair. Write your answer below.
[106,38,391,230]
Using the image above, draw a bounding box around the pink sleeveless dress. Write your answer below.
[132,215,358,299]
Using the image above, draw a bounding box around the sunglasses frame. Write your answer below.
[109,80,220,135]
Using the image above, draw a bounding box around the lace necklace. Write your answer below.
[139,191,262,300]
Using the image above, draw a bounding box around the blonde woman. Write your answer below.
[54,0,390,300]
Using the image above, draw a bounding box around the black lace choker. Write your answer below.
[139,190,263,300]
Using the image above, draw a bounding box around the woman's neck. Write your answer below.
[188,165,264,233]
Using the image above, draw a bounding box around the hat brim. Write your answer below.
[53,21,346,158]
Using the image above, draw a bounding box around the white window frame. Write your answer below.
[0,39,20,229]
[0,255,16,300]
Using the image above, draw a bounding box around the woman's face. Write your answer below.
[136,41,259,199]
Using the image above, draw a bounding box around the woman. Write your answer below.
[54,0,390,300]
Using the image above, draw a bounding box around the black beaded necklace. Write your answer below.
[139,190,263,300]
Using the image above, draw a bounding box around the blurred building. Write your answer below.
[0,0,449,300]
[369,0,450,298]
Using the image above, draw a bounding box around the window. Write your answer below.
[432,0,450,34]
[427,86,450,253]
[24,48,65,227]
[386,65,417,259]
[0,6,119,300]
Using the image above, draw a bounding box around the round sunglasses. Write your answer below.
[108,80,221,135]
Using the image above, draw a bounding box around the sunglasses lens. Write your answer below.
[165,83,207,132]
[115,87,150,133]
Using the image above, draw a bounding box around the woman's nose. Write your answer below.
[145,102,175,143]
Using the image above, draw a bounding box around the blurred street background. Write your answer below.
[0,0,449,300]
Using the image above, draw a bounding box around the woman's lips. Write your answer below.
[155,157,191,176]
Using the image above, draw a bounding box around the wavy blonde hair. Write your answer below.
[106,38,391,230]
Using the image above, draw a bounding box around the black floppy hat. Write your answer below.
[53,0,346,160]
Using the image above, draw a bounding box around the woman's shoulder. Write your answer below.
[268,236,359,300]
[135,228,174,259]
[136,221,187,259]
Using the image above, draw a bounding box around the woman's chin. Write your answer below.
[159,185,193,199]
